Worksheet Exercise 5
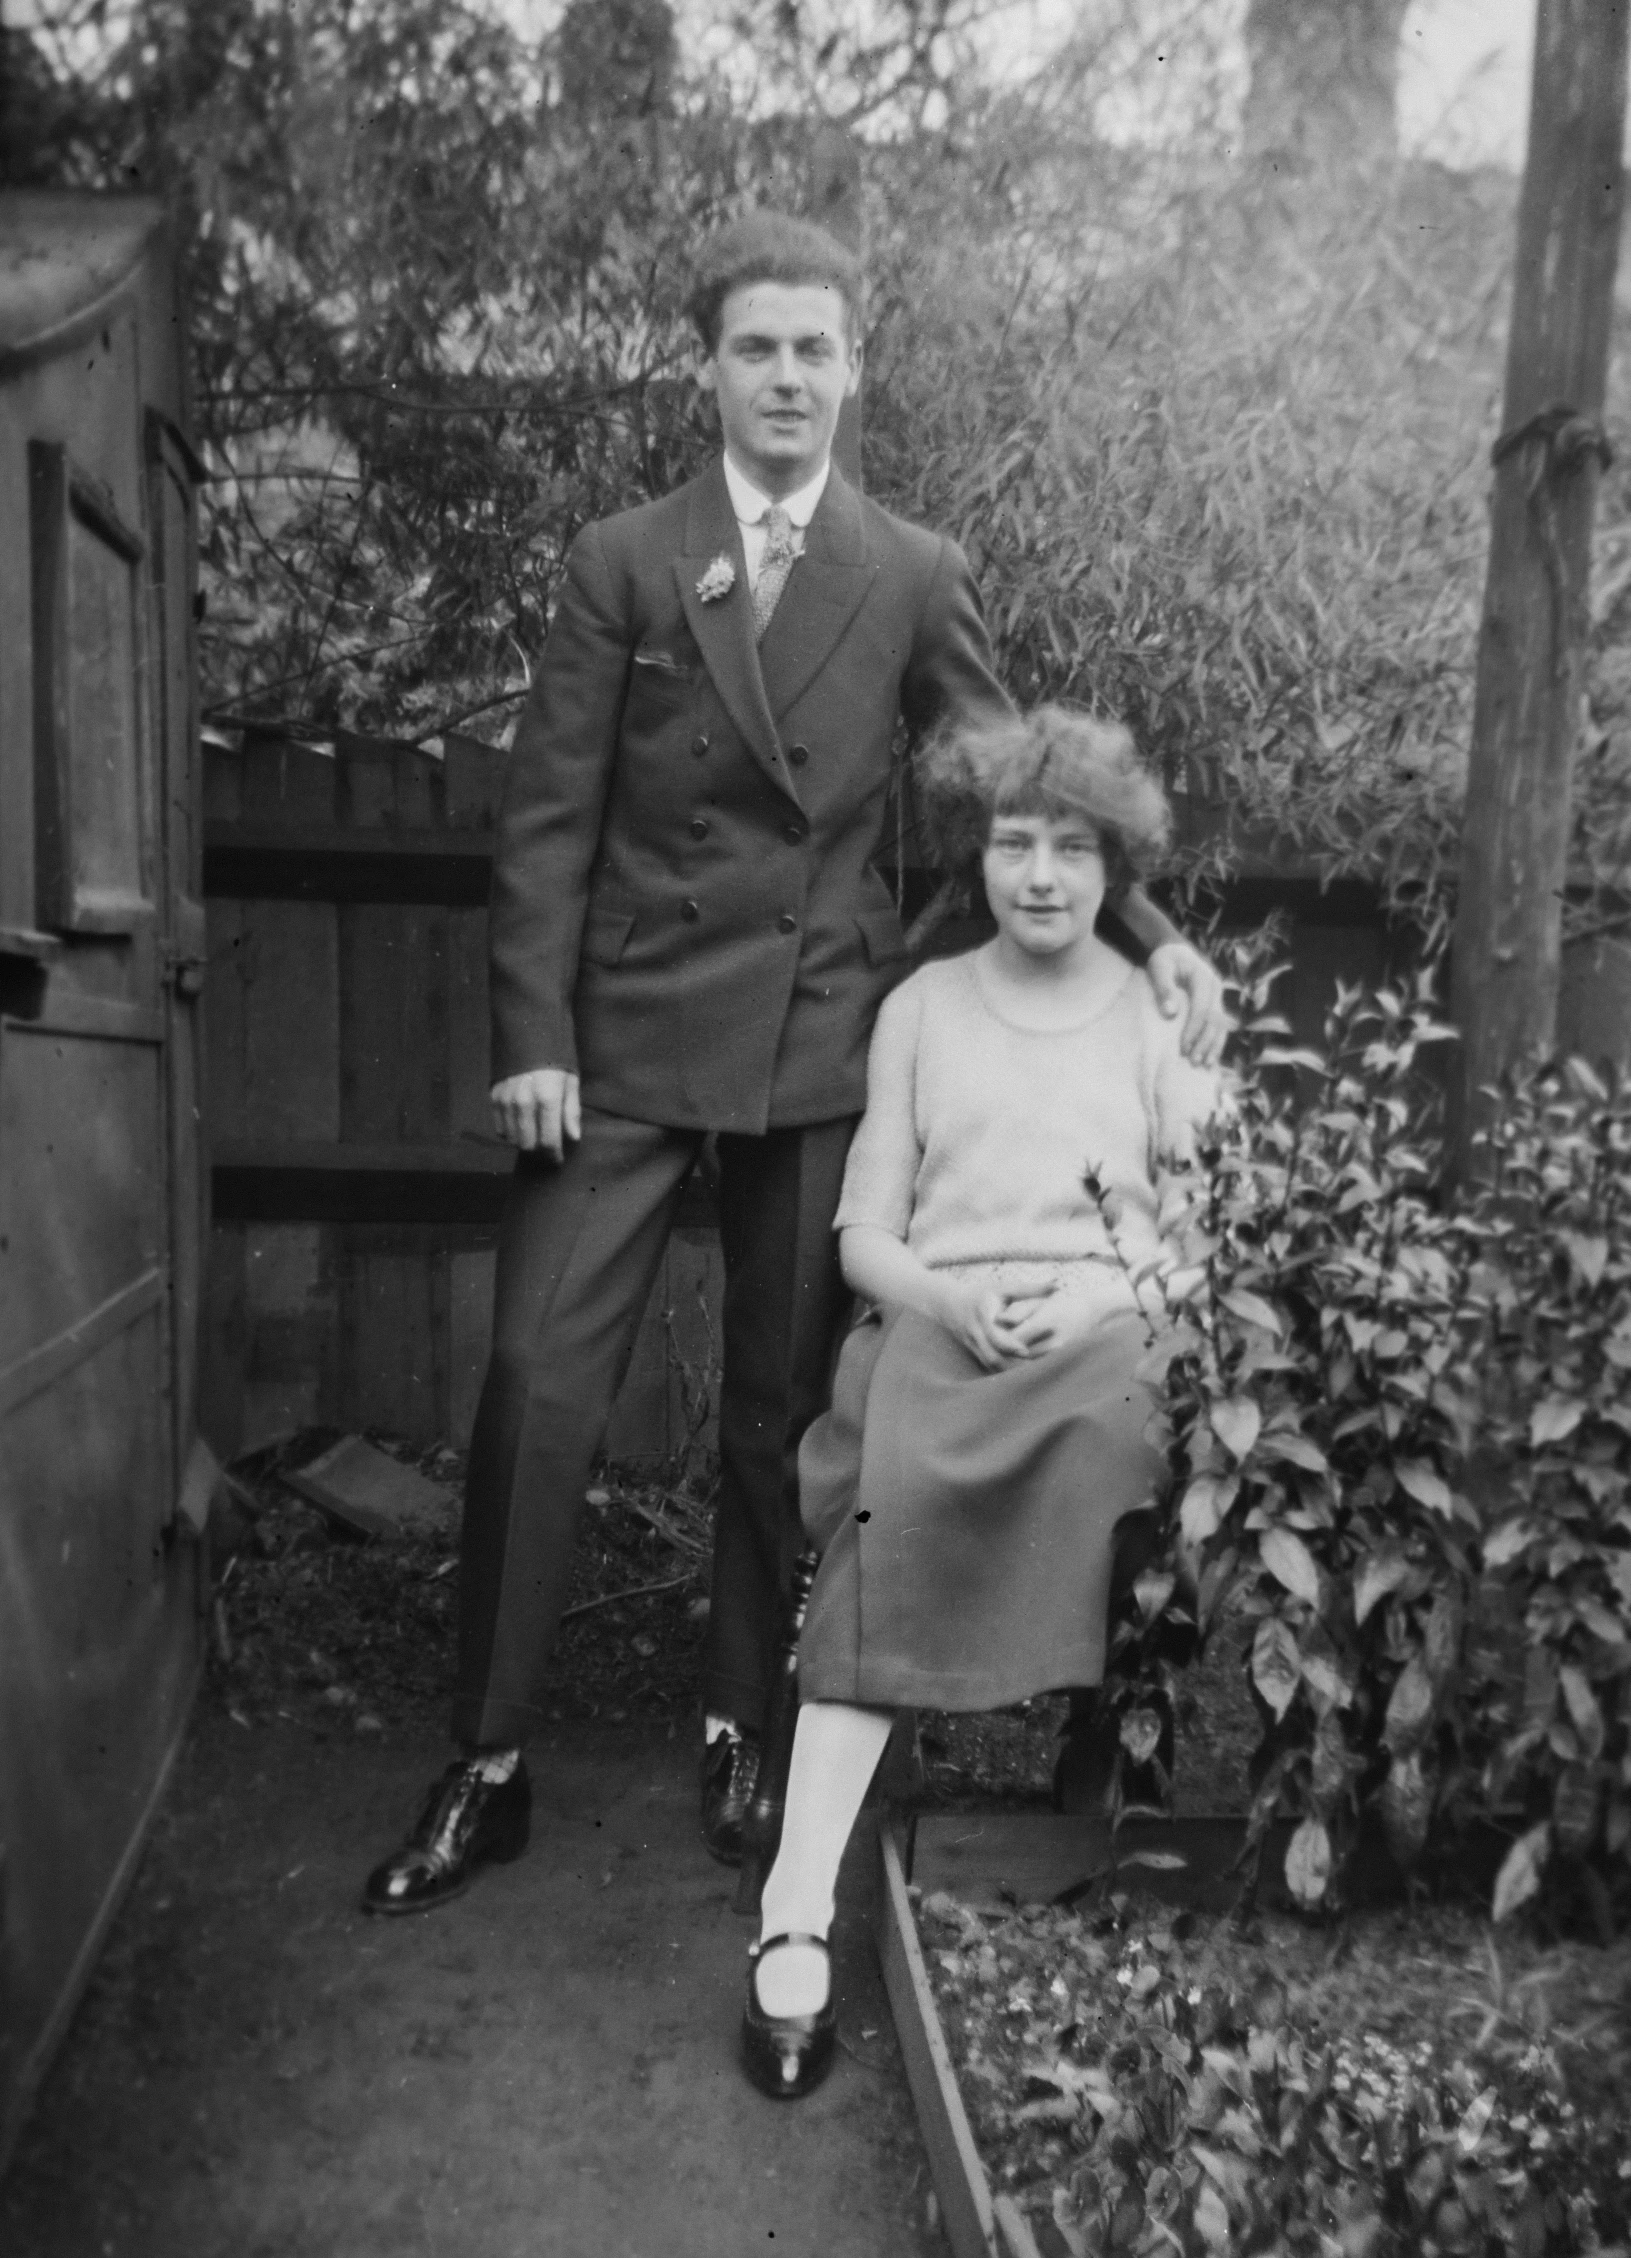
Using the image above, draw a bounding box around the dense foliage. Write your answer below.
[922,1889,1631,2256]
[1102,946,1631,1933]
[11,0,1631,929]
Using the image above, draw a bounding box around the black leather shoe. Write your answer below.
[362,1758,531,1915]
[741,1932,836,2101]
[700,1727,759,1865]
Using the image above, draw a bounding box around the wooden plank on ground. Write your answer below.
[910,1812,1296,1915]
[874,1819,998,2258]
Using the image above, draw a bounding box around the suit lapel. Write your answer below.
[757,468,880,721]
[674,461,796,804]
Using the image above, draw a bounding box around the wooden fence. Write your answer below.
[199,733,1631,1463]
[199,731,721,1461]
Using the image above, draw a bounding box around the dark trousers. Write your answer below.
[451,1107,857,1749]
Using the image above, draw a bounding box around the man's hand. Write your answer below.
[490,1067,581,1161]
[1147,942,1230,1067]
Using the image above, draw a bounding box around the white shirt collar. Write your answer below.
[722,451,831,530]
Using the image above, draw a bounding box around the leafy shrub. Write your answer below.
[1466,1064,1631,1932]
[1145,945,1484,1910]
[1121,944,1631,1928]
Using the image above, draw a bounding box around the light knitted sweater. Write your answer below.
[833,950,1219,1275]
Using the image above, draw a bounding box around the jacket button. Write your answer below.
[777,912,797,934]
[690,816,710,839]
[691,733,710,757]
[789,742,809,767]
[784,818,808,843]
[681,899,700,922]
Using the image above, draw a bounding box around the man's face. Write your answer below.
[698,280,861,497]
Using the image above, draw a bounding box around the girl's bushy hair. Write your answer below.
[917,705,1172,901]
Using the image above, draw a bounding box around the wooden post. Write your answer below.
[1448,0,1630,1177]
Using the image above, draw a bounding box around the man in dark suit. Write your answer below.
[363,211,1226,1913]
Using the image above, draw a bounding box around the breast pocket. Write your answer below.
[627,649,696,715]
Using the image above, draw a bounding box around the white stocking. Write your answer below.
[754,1700,895,2017]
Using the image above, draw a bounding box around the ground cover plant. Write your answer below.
[919,1886,1631,2257]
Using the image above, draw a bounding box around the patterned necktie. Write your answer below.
[752,505,798,641]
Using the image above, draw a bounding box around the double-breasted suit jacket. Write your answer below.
[489,456,1011,1133]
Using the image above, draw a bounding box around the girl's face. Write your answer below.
[982,809,1108,958]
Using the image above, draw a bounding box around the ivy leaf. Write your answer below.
[1395,1460,1453,1516]
[1120,1707,1164,1766]
[1383,1653,1434,1754]
[1353,1551,1411,1625]
[1256,1045,1327,1073]
[1558,1664,1605,1759]
[1423,1586,1463,1687]
[1219,1287,1284,1335]
[1251,1616,1301,1720]
[1609,1551,1631,1609]
[1212,1397,1262,1463]
[1260,1527,1321,1607]
[1193,2182,1231,2251]
[1530,1395,1584,1448]
[1492,1821,1550,1922]
[1283,1816,1332,1907]
[1181,1473,1239,1546]
[1301,1653,1354,1712]
[1563,1231,1609,1288]
[1482,1518,1535,1569]
[1259,1429,1330,1474]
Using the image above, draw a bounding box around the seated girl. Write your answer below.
[739,706,1219,2100]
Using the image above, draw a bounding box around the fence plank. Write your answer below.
[338,1235,449,1441]
[245,901,340,1142]
[339,903,450,1142]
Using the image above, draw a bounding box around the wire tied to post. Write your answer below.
[1489,404,1614,682]
[1490,401,1613,476]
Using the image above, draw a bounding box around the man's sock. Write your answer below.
[704,1712,744,1746]
[755,1701,894,2017]
[471,1747,520,1784]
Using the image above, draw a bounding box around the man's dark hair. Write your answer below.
[687,210,863,354]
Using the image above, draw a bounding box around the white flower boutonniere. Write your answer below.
[696,554,736,603]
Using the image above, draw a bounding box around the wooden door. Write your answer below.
[146,410,208,1481]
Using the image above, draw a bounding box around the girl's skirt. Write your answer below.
[796,1272,1167,1710]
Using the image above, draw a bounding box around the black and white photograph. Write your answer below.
[2,1,1630,2252]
